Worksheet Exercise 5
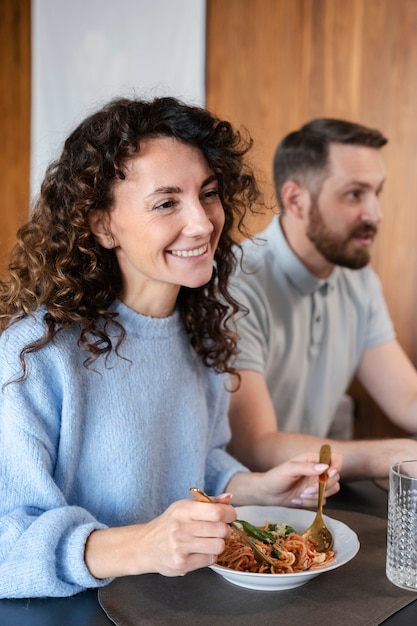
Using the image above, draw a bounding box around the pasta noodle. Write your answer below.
[216,521,335,574]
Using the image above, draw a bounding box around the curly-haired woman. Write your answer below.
[0,97,341,597]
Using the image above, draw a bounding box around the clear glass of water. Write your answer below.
[386,460,417,590]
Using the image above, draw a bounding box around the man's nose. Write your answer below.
[362,195,383,224]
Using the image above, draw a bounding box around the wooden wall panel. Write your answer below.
[207,0,417,438]
[0,0,31,276]
[1,0,416,439]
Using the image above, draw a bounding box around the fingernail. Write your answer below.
[291,498,303,505]
[215,492,233,501]
[328,468,338,478]
[314,463,329,472]
[300,486,317,496]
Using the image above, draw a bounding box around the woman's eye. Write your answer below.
[202,188,219,201]
[154,199,175,211]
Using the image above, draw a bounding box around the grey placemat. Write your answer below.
[98,509,417,626]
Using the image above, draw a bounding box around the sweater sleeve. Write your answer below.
[0,328,111,598]
[203,373,248,496]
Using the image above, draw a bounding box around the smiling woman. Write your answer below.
[0,96,342,599]
[88,137,225,318]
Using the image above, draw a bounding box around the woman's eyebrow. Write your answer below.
[146,174,218,199]
[201,174,218,187]
[146,185,182,198]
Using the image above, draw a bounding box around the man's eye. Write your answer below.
[347,190,361,201]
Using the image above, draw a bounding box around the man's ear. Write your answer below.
[281,181,310,219]
[88,210,115,249]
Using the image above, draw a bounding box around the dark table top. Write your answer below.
[0,480,414,626]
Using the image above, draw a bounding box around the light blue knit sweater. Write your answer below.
[0,300,247,598]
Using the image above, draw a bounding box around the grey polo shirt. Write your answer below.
[232,215,395,437]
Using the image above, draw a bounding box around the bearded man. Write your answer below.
[228,118,417,481]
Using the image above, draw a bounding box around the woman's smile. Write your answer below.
[169,243,208,258]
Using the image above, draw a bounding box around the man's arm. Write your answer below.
[228,369,417,480]
[357,339,417,430]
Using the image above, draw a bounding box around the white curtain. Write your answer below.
[31,0,206,196]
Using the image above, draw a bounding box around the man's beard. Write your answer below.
[306,199,377,270]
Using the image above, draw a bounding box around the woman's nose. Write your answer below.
[181,203,214,237]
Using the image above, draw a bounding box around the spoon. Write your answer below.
[301,444,334,552]
[189,487,278,568]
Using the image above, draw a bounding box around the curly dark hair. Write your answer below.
[0,96,262,380]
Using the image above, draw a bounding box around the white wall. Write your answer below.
[31,0,206,196]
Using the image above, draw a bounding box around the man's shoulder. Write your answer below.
[238,217,282,274]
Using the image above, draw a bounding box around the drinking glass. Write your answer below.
[386,460,417,590]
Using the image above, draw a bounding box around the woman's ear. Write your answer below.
[88,210,115,249]
[281,181,310,219]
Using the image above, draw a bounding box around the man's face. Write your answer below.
[306,143,386,270]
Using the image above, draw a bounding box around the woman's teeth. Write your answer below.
[171,245,207,258]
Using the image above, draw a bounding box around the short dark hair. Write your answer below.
[273,118,388,210]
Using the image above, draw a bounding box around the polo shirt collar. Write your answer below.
[275,215,338,296]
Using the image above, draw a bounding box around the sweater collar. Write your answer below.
[109,299,183,338]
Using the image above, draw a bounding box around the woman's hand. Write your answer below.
[85,497,236,580]
[85,452,341,580]
[226,451,342,508]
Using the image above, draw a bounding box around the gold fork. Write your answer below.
[301,444,334,552]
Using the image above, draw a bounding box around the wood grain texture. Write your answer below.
[0,0,31,276]
[207,0,417,438]
[1,1,416,438]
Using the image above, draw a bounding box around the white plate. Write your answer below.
[210,505,360,591]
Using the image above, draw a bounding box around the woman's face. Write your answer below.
[91,136,225,317]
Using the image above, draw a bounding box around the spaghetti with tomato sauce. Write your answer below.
[216,520,335,574]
